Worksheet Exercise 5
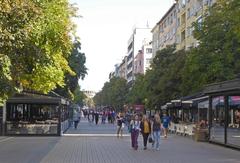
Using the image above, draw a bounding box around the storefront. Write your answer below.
[4,91,70,136]
[204,78,240,149]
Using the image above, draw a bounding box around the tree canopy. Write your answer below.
[93,77,128,111]
[0,0,85,103]
[182,0,240,94]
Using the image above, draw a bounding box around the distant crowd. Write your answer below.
[73,109,172,151]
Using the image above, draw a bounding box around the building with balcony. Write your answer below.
[152,3,177,58]
[176,0,217,51]
[134,39,153,75]
[118,56,128,80]
[127,27,152,85]
[142,41,153,72]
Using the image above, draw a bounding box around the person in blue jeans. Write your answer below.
[151,114,161,151]
[162,113,170,138]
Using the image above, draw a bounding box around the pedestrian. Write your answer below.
[95,112,99,125]
[116,113,124,138]
[130,114,141,150]
[162,113,170,138]
[140,115,151,150]
[73,111,79,129]
[152,114,161,151]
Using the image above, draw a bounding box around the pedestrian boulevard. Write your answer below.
[64,117,129,136]
[0,118,239,163]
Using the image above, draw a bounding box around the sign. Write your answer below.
[134,105,144,112]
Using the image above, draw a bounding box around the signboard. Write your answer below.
[134,105,144,112]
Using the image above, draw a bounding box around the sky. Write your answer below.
[69,0,175,92]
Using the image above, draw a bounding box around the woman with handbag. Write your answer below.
[140,115,151,150]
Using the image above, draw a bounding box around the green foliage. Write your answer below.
[94,77,128,111]
[144,45,186,109]
[127,74,147,105]
[182,0,240,95]
[73,85,87,107]
[54,39,87,99]
[0,54,15,105]
[0,0,80,101]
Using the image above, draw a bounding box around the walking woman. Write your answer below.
[152,114,161,151]
[140,115,151,150]
[130,114,141,150]
[116,113,124,138]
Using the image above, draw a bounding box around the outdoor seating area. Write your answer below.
[5,91,70,136]
[164,78,240,148]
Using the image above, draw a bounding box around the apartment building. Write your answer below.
[142,40,153,72]
[127,27,152,85]
[134,50,144,75]
[176,0,217,51]
[152,4,177,58]
[118,56,128,80]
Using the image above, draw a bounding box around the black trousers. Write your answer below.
[142,133,149,147]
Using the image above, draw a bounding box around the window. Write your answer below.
[187,8,191,19]
[182,0,186,7]
[181,30,185,42]
[177,17,180,27]
[146,48,152,53]
[197,16,203,29]
[181,13,186,25]
[187,26,191,37]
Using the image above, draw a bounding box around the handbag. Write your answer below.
[148,136,153,143]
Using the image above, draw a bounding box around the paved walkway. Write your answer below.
[0,118,239,163]
[64,117,129,135]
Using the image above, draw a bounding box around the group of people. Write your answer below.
[116,112,171,151]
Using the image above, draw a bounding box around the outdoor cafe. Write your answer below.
[166,94,208,141]
[5,91,70,136]
[204,78,240,149]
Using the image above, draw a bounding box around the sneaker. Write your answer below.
[156,148,160,151]
[143,147,147,150]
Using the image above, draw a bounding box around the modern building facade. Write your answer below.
[152,3,177,58]
[134,39,153,75]
[142,40,153,72]
[127,27,152,85]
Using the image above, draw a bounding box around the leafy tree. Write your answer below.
[182,0,240,95]
[54,39,87,99]
[0,0,79,102]
[145,45,186,109]
[73,85,87,107]
[94,77,128,112]
[127,74,147,105]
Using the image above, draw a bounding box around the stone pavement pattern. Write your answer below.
[0,118,239,163]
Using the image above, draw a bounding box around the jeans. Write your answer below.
[131,130,139,149]
[153,130,161,149]
[142,133,149,147]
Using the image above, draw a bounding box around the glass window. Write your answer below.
[210,96,225,143]
[227,96,240,146]
[6,103,60,135]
